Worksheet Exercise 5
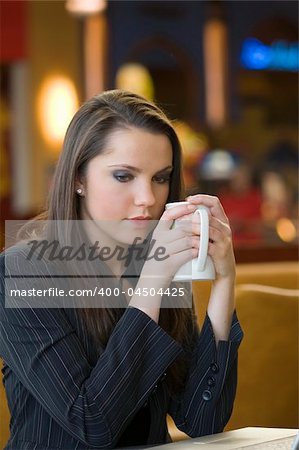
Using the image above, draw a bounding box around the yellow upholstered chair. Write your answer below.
[193,261,299,326]
[168,261,299,440]
[0,359,10,449]
[227,283,299,430]
[236,261,299,290]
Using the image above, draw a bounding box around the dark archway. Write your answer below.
[123,35,199,122]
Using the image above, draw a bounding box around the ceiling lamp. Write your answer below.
[65,0,107,16]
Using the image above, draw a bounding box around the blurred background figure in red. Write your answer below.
[218,162,262,245]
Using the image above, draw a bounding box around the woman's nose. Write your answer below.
[134,182,156,207]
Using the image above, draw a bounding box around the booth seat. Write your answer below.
[168,260,299,442]
[225,283,298,430]
[1,262,299,448]
[194,261,299,326]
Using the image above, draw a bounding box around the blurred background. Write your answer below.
[0,0,298,263]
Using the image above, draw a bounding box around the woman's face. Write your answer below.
[79,126,173,246]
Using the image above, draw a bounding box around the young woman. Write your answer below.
[0,90,243,449]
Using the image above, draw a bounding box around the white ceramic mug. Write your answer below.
[165,201,216,282]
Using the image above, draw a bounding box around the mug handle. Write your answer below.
[194,207,209,271]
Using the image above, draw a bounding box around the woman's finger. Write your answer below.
[166,235,194,255]
[178,215,231,238]
[186,194,228,223]
[158,203,197,231]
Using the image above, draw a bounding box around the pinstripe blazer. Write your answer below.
[0,246,243,450]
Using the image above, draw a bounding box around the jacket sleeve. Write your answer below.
[0,252,183,448]
[168,311,243,437]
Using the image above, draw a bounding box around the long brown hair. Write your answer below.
[47,90,197,392]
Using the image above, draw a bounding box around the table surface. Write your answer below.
[143,427,298,449]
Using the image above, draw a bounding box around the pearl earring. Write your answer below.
[76,188,83,195]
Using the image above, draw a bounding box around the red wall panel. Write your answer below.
[0,0,28,62]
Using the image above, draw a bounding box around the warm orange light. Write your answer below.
[38,76,78,149]
[116,63,154,101]
[203,19,228,128]
[276,217,297,242]
[84,14,107,99]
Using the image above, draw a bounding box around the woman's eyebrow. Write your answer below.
[107,164,173,173]
[156,166,173,174]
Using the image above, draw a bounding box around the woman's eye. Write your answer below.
[153,175,171,184]
[113,172,133,182]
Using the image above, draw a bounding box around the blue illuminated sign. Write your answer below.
[241,38,299,71]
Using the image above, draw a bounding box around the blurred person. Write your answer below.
[261,171,289,219]
[218,163,262,245]
[261,139,299,222]
[0,90,242,449]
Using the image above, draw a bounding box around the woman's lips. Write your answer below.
[125,217,152,228]
[128,216,151,220]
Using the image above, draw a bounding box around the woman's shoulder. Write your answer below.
[0,241,32,274]
[0,241,69,310]
[1,240,65,278]
[2,240,31,256]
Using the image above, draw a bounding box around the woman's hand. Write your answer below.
[140,202,199,284]
[129,202,198,321]
[185,194,236,281]
[185,194,236,343]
